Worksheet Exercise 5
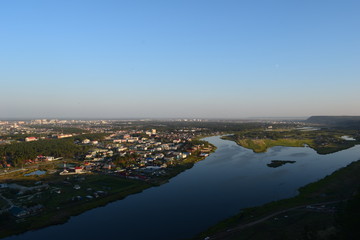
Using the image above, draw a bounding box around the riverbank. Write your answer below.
[2,134,359,240]
[151,141,217,185]
[0,175,152,238]
[194,159,360,240]
[222,129,360,154]
[0,142,216,239]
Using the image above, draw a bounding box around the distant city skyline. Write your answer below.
[1,0,360,118]
[1,116,311,121]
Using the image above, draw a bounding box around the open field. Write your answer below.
[234,138,312,153]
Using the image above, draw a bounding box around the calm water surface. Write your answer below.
[6,136,360,240]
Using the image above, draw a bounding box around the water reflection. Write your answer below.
[6,136,360,240]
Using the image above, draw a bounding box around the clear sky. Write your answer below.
[1,0,359,119]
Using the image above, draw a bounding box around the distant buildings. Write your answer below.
[146,129,157,136]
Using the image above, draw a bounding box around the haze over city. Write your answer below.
[1,0,359,118]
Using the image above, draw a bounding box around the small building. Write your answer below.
[25,137,38,142]
[75,167,83,173]
[82,139,91,144]
[45,156,55,161]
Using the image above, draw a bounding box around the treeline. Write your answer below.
[0,134,45,141]
[0,133,107,167]
[112,153,138,168]
[232,129,359,141]
[1,128,92,141]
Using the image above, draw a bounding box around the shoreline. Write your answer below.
[221,135,359,155]
[0,141,217,239]
[193,159,360,239]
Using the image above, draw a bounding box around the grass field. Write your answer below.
[235,138,312,153]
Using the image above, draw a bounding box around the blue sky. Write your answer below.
[1,0,359,119]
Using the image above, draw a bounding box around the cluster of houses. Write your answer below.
[60,166,87,175]
[59,129,211,180]
[25,134,75,142]
[79,139,99,145]
[0,127,213,221]
[24,155,63,165]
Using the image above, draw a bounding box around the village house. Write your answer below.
[25,137,38,142]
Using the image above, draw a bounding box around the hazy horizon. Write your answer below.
[4,115,360,122]
[1,0,359,119]
[1,116,310,121]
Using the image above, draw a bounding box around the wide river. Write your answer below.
[6,136,360,240]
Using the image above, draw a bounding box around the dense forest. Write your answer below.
[0,133,106,167]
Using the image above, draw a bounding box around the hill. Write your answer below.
[307,116,360,128]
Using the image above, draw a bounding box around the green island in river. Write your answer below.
[194,127,360,240]
[267,160,296,168]
[1,120,360,239]
[222,128,360,154]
